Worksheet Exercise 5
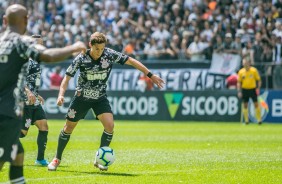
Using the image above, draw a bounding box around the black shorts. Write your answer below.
[242,88,258,103]
[0,115,21,162]
[66,95,112,122]
[22,105,47,131]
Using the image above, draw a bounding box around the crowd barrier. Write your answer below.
[40,90,281,123]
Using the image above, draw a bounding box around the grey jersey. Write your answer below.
[0,31,41,118]
[66,48,128,101]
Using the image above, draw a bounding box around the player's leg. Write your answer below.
[48,119,79,171]
[0,115,25,183]
[10,141,25,184]
[97,113,114,147]
[34,119,48,165]
[93,98,114,171]
[242,89,249,124]
[251,90,262,124]
[33,105,49,165]
[93,97,114,147]
[48,95,90,171]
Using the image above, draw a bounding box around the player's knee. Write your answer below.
[36,120,48,131]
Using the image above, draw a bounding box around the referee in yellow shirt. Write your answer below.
[237,57,262,125]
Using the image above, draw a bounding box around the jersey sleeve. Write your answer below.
[107,48,129,65]
[254,68,261,81]
[237,70,242,82]
[16,36,44,62]
[65,54,82,77]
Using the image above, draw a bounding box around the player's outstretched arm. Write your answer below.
[57,75,71,106]
[125,57,165,89]
[39,41,86,63]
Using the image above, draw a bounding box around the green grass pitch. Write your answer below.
[1,120,282,184]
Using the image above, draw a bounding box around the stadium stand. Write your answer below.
[1,0,282,89]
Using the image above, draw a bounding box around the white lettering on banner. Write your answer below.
[272,99,282,117]
[44,97,71,114]
[41,66,227,91]
[205,97,217,115]
[182,96,238,115]
[108,69,226,91]
[109,96,158,115]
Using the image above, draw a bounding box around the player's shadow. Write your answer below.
[25,164,68,168]
[60,169,138,177]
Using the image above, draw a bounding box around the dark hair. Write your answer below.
[31,35,41,38]
[90,32,107,46]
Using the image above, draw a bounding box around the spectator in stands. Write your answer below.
[187,35,208,61]
[223,33,239,54]
[3,0,282,90]
[50,66,63,90]
[242,40,253,58]
[226,73,238,89]
[144,38,160,60]
[251,32,264,71]
[273,35,282,64]
[213,35,224,53]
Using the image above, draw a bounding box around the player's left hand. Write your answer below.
[151,75,165,89]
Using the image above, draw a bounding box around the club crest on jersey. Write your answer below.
[68,109,76,119]
[100,58,109,68]
[25,119,32,128]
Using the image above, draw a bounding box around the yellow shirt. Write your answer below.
[238,67,261,89]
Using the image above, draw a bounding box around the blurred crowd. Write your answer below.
[1,0,282,66]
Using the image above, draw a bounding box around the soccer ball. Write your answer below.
[95,146,115,166]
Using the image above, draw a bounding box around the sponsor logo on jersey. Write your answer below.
[87,71,107,80]
[83,89,99,99]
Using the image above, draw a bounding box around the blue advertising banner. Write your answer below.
[40,90,281,122]
[263,91,282,123]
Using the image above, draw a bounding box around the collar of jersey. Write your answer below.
[87,49,101,63]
